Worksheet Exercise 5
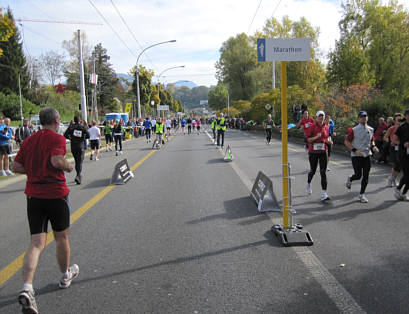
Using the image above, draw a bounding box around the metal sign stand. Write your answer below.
[224,145,233,162]
[110,159,134,185]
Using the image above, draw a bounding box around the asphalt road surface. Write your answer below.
[0,127,408,314]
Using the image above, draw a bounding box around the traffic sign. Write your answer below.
[157,105,169,111]
[265,104,272,110]
[257,38,310,62]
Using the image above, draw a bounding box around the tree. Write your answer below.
[131,65,154,108]
[0,8,29,97]
[91,43,118,111]
[216,33,258,101]
[0,8,14,56]
[208,84,228,110]
[40,50,66,86]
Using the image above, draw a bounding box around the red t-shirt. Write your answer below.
[14,129,70,199]
[299,117,315,133]
[305,122,329,153]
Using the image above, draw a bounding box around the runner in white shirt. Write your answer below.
[165,118,172,137]
[88,121,101,161]
[151,118,157,135]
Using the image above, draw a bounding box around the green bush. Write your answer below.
[0,92,39,120]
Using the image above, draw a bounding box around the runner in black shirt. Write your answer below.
[394,109,409,201]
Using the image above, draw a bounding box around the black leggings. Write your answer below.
[114,135,122,151]
[350,156,371,194]
[71,146,84,177]
[145,129,151,140]
[266,129,272,143]
[397,155,409,194]
[308,152,328,190]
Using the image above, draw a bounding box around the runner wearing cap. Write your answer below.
[305,110,332,201]
[344,111,379,203]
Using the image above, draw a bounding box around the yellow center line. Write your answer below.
[0,150,156,287]
[288,147,298,152]
[329,160,342,166]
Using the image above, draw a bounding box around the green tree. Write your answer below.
[91,43,119,111]
[216,33,257,101]
[0,8,29,97]
[131,65,154,108]
[208,84,228,110]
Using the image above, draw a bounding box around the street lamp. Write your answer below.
[157,65,185,83]
[136,40,177,119]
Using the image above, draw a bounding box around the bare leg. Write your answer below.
[22,233,47,284]
[4,154,9,170]
[0,154,5,170]
[54,229,70,273]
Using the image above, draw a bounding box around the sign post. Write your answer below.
[258,38,313,246]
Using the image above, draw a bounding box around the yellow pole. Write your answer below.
[281,61,289,228]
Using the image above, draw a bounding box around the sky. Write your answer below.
[1,0,408,87]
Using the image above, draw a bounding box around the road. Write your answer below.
[0,127,408,314]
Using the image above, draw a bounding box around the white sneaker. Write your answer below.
[59,264,79,289]
[5,170,15,176]
[120,151,123,155]
[321,191,330,201]
[95,157,99,161]
[403,193,409,201]
[306,183,312,195]
[0,170,7,176]
[358,194,368,203]
[394,188,404,201]
[345,176,352,189]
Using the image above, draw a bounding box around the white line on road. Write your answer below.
[206,131,366,314]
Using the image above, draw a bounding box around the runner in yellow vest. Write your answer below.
[210,118,216,140]
[216,113,226,147]
[155,118,165,148]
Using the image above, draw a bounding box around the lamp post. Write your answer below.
[157,65,185,119]
[136,40,176,119]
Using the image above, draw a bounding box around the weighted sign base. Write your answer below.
[224,145,233,162]
[110,159,134,185]
[271,224,313,247]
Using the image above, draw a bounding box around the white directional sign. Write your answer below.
[257,38,310,62]
[157,105,169,111]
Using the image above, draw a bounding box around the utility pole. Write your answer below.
[78,30,87,122]
[272,62,276,89]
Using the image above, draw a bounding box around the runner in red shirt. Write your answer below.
[12,107,79,314]
[305,110,332,201]
[298,110,315,152]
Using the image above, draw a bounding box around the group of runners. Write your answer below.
[297,109,409,203]
[180,116,201,135]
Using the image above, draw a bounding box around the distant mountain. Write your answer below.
[173,80,197,88]
[117,73,133,82]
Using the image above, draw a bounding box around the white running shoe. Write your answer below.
[95,157,99,161]
[120,151,123,155]
[0,170,7,176]
[345,176,352,189]
[321,191,330,201]
[394,188,404,201]
[5,170,15,176]
[403,193,409,201]
[18,289,38,314]
[306,183,312,195]
[59,264,79,289]
[358,194,368,203]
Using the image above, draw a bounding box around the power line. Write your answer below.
[248,0,263,34]
[20,24,62,46]
[272,0,283,19]
[109,0,156,71]
[87,0,137,59]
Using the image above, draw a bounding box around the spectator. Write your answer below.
[15,119,33,147]
[0,117,15,176]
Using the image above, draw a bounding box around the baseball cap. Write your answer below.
[316,110,325,117]
[358,111,368,118]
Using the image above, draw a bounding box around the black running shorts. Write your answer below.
[90,139,100,149]
[27,195,70,234]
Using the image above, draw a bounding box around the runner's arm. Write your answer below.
[11,161,26,174]
[51,155,74,172]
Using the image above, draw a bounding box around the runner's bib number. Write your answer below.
[114,133,122,136]
[313,143,325,150]
[266,125,272,129]
[305,123,310,128]
[395,145,399,151]
[73,130,82,137]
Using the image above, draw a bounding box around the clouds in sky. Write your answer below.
[1,0,407,86]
